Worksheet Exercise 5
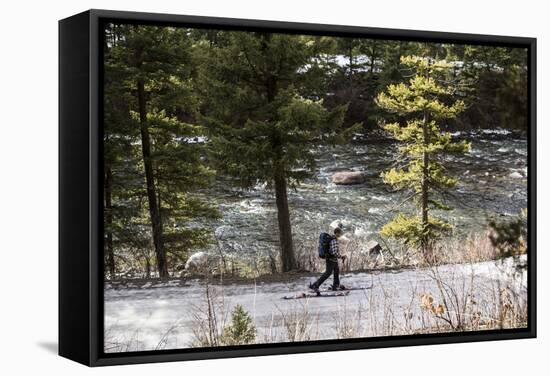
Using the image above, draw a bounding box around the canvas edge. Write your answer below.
[59,9,93,366]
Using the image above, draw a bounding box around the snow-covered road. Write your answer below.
[104,257,527,352]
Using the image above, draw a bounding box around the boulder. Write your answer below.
[365,240,382,255]
[184,252,209,275]
[509,171,523,179]
[332,171,366,185]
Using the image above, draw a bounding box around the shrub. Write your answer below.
[221,304,256,345]
[488,208,527,258]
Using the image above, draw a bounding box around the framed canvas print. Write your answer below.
[59,9,536,366]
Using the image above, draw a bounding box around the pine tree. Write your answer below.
[104,24,219,278]
[460,46,528,130]
[335,38,361,98]
[198,32,356,271]
[376,56,470,259]
[221,304,256,345]
[104,23,149,278]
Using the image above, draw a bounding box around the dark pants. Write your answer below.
[313,258,339,289]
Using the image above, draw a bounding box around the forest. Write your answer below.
[103,24,528,281]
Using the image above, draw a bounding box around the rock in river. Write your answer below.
[509,171,523,179]
[332,171,366,185]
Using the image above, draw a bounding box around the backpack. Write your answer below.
[318,232,334,259]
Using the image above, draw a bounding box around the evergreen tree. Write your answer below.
[376,56,471,259]
[222,304,256,345]
[103,25,527,279]
[459,46,528,130]
[104,24,151,278]
[488,208,528,260]
[335,38,361,98]
[327,39,423,129]
[104,24,219,278]
[199,32,356,271]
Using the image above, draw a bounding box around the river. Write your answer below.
[203,130,527,261]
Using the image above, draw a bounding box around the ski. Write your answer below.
[282,285,372,300]
[322,285,373,292]
[282,290,350,300]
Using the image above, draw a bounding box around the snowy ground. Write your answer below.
[104,256,527,352]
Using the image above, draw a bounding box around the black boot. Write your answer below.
[309,283,320,296]
[331,284,347,291]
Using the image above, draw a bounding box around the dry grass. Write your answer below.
[433,232,500,266]
[333,297,365,339]
[418,266,527,332]
[106,267,527,352]
[259,300,322,343]
[106,238,527,352]
[109,228,511,282]
[189,280,229,347]
[104,327,144,353]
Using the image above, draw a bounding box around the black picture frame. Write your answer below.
[59,9,537,367]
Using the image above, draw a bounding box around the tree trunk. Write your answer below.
[369,44,376,77]
[274,169,297,272]
[104,164,115,278]
[259,38,297,272]
[348,42,354,97]
[421,111,430,258]
[137,79,169,279]
[145,254,151,279]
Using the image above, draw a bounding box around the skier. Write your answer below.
[309,227,347,294]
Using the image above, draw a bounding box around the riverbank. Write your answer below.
[107,130,527,280]
[106,224,524,283]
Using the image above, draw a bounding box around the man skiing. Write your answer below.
[309,227,347,294]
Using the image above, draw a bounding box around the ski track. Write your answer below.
[104,256,527,352]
